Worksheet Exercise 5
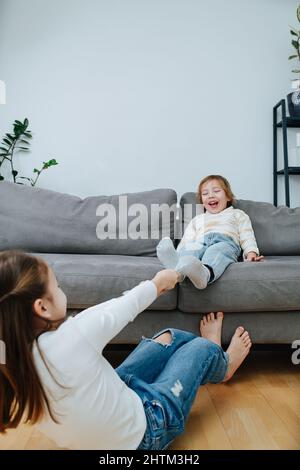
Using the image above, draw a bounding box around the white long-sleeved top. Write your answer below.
[177,206,259,257]
[32,280,158,450]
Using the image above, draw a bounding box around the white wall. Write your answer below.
[0,0,300,205]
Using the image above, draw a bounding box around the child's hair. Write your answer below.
[0,250,58,433]
[197,175,236,207]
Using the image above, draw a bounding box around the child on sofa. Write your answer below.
[157,175,264,289]
[0,250,251,450]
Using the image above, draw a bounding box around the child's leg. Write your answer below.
[175,241,211,288]
[153,337,228,418]
[115,328,197,385]
[136,338,228,449]
[175,255,211,288]
[156,237,179,269]
[176,239,206,260]
[201,240,241,283]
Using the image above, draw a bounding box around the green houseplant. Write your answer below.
[288,4,300,117]
[0,118,58,186]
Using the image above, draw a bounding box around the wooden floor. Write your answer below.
[0,350,299,450]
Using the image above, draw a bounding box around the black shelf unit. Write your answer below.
[273,99,300,207]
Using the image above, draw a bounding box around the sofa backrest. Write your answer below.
[0,182,177,256]
[180,192,300,255]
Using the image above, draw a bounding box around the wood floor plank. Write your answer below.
[0,424,33,450]
[258,387,300,446]
[207,382,300,450]
[24,427,65,450]
[170,386,233,450]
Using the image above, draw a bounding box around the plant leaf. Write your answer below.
[42,159,58,170]
[289,54,298,60]
[292,69,300,73]
[297,5,300,23]
[290,26,300,35]
[292,39,300,50]
[0,176,4,181]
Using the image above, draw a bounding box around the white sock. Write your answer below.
[156,237,179,269]
[175,255,210,289]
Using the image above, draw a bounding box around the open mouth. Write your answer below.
[208,201,219,209]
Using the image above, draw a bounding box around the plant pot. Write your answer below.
[287,91,300,117]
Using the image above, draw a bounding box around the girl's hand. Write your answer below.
[246,252,264,262]
[152,269,180,296]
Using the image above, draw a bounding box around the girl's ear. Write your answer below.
[33,298,51,319]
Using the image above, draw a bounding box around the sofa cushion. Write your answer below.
[0,182,177,256]
[178,256,300,313]
[34,252,177,310]
[179,192,300,255]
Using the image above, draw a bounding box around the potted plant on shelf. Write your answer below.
[288,4,300,117]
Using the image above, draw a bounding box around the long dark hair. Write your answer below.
[0,250,58,433]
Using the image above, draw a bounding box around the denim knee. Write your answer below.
[142,328,175,347]
[194,336,223,355]
[144,328,197,346]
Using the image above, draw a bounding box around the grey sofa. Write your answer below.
[1,181,300,344]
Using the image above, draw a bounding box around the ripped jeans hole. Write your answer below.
[142,329,175,348]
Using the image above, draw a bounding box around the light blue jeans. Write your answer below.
[116,328,229,450]
[178,232,241,283]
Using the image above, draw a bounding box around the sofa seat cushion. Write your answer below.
[34,253,176,310]
[178,256,300,313]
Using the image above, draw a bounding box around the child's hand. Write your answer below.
[152,269,180,296]
[246,252,264,262]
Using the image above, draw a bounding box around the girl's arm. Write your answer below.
[237,211,260,259]
[71,270,179,352]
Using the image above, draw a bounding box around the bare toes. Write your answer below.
[241,331,249,340]
[235,326,245,336]
[216,311,224,320]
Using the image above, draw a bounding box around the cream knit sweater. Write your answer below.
[177,206,259,257]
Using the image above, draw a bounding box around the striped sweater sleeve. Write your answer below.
[237,211,260,257]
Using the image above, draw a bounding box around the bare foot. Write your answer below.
[223,327,252,382]
[200,312,224,347]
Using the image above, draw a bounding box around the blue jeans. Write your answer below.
[178,232,241,283]
[116,328,229,450]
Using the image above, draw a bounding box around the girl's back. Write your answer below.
[32,298,150,450]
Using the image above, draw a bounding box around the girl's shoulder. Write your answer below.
[231,208,250,219]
